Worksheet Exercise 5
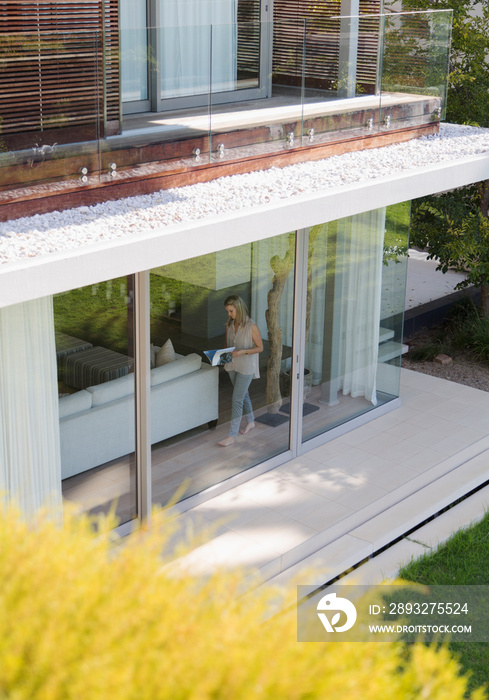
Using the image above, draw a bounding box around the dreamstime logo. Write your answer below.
[316,592,357,633]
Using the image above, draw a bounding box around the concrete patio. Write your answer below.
[163,252,489,591]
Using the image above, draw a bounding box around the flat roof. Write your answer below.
[0,123,488,308]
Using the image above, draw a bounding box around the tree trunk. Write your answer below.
[479,181,489,319]
[479,179,489,218]
[305,226,320,343]
[265,236,295,413]
[481,283,489,320]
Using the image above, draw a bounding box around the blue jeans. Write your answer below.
[227,370,254,437]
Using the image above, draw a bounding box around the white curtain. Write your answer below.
[120,0,149,102]
[333,208,386,405]
[305,223,328,385]
[0,297,61,520]
[250,215,384,404]
[159,0,238,98]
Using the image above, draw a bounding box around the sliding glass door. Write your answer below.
[120,0,272,114]
[142,204,407,510]
[148,233,295,508]
[55,276,138,526]
[299,205,408,445]
[120,0,151,113]
[0,206,408,524]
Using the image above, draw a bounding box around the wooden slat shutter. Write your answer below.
[237,0,260,81]
[103,0,119,135]
[273,0,382,93]
[0,0,120,144]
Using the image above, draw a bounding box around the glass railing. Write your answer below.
[379,10,452,130]
[299,14,383,147]
[0,28,102,202]
[0,10,452,206]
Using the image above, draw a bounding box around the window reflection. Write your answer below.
[55,276,137,524]
[150,234,295,508]
[302,203,409,442]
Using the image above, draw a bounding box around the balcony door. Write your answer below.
[120,0,150,112]
[121,0,272,115]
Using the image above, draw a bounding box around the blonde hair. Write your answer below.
[224,294,250,328]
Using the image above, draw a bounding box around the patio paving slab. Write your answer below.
[167,368,489,593]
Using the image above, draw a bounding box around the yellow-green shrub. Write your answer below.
[0,505,484,700]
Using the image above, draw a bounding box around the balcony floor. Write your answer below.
[115,90,439,149]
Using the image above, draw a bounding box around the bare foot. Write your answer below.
[240,422,255,435]
[218,436,235,447]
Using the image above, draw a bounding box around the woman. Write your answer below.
[218,295,263,447]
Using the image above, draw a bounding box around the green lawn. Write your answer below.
[399,509,489,696]
[53,274,184,354]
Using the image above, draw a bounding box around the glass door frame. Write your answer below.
[129,220,401,528]
[121,0,274,115]
[120,0,152,115]
[289,227,308,454]
[130,228,308,528]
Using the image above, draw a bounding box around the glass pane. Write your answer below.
[380,10,452,129]
[120,0,149,103]
[378,202,410,398]
[301,14,382,145]
[237,1,261,91]
[0,29,101,201]
[160,23,213,99]
[158,1,259,99]
[209,20,258,96]
[301,204,410,443]
[149,233,295,508]
[110,23,213,178]
[210,18,299,162]
[55,277,137,525]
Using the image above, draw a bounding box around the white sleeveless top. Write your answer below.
[225,318,260,378]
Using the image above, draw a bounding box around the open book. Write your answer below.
[203,346,235,366]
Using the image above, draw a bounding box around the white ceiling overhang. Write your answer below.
[0,128,488,308]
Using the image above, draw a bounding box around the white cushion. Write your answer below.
[86,373,135,407]
[155,339,176,367]
[151,353,201,386]
[59,390,92,418]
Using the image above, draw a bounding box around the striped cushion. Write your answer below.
[55,331,93,359]
[62,346,133,390]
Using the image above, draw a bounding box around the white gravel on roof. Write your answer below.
[1,123,488,265]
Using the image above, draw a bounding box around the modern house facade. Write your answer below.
[2,1,488,537]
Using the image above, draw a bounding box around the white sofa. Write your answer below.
[59,353,219,480]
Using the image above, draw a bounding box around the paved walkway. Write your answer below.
[164,254,488,593]
[405,248,468,310]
